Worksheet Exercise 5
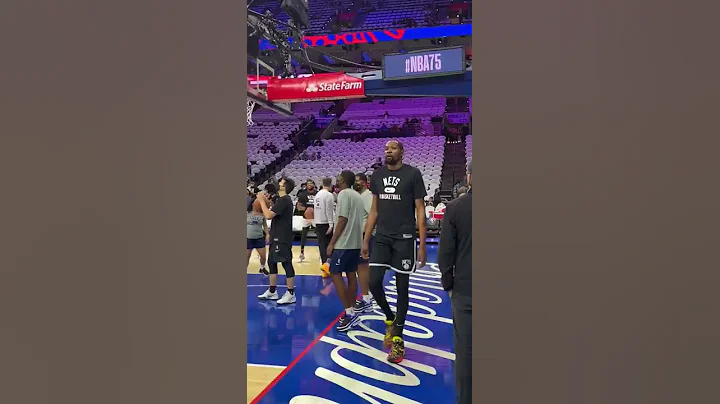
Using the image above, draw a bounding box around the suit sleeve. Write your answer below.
[438,202,457,291]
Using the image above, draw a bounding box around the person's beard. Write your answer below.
[385,155,397,165]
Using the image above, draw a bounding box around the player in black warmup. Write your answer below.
[257,177,297,305]
[295,180,317,262]
[362,140,427,363]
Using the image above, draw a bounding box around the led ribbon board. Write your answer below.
[258,24,472,50]
[382,46,466,81]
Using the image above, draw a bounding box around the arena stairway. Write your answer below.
[440,140,467,201]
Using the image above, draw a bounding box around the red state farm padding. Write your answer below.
[265,73,366,103]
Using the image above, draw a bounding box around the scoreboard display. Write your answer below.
[383,46,466,81]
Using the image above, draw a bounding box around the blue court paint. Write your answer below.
[247,274,345,367]
[248,246,457,403]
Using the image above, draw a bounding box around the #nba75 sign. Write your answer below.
[382,46,466,81]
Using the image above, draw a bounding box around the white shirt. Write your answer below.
[313,188,335,226]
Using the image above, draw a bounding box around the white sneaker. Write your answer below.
[299,253,305,263]
[277,291,296,305]
[258,289,279,300]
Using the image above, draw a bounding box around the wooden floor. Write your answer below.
[247,364,284,403]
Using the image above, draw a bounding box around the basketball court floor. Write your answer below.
[246,241,456,403]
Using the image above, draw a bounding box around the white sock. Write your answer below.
[363,295,371,303]
[345,307,354,316]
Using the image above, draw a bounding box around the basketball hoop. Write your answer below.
[247,99,256,126]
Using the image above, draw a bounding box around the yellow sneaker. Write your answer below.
[383,320,393,349]
[387,336,405,363]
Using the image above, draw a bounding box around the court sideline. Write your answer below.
[246,242,456,403]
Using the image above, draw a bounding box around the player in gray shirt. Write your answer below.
[327,170,366,332]
[247,196,269,275]
[353,173,376,313]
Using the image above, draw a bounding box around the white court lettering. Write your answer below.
[288,263,454,403]
[309,367,423,404]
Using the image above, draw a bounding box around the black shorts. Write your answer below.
[328,249,360,275]
[369,233,417,274]
[268,241,292,264]
[247,237,265,250]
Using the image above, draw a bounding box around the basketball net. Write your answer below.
[247,100,256,126]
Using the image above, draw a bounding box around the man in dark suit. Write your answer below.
[438,158,472,404]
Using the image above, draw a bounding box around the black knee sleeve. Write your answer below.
[393,273,411,328]
[300,226,309,249]
[369,266,385,295]
[268,262,279,275]
[369,266,395,321]
[282,261,295,278]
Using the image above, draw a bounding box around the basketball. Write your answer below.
[252,198,262,212]
[304,207,314,220]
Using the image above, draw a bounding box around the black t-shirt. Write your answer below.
[370,164,426,238]
[295,189,317,215]
[270,195,293,244]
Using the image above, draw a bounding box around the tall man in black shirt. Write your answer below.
[257,178,297,305]
[438,158,473,404]
[362,140,427,364]
[295,180,317,263]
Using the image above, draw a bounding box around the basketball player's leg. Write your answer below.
[346,270,358,308]
[259,261,280,300]
[354,234,374,313]
[299,222,310,261]
[385,237,416,363]
[392,272,411,337]
[277,243,296,304]
[256,245,268,275]
[331,249,361,331]
[316,223,332,264]
[368,234,396,347]
[389,237,417,334]
[246,237,255,267]
[259,241,284,300]
[248,238,268,275]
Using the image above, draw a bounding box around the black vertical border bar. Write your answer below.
[473,1,720,404]
[0,1,248,403]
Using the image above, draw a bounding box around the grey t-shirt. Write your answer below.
[358,189,375,236]
[334,188,364,250]
[247,211,265,240]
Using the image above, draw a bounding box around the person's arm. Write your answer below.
[324,192,335,229]
[363,177,380,244]
[416,198,427,240]
[295,192,306,211]
[329,192,349,246]
[363,196,378,242]
[262,217,270,240]
[259,193,280,220]
[438,203,457,292]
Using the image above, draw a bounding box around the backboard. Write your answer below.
[247,57,293,118]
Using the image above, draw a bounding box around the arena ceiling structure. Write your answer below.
[247,0,472,112]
